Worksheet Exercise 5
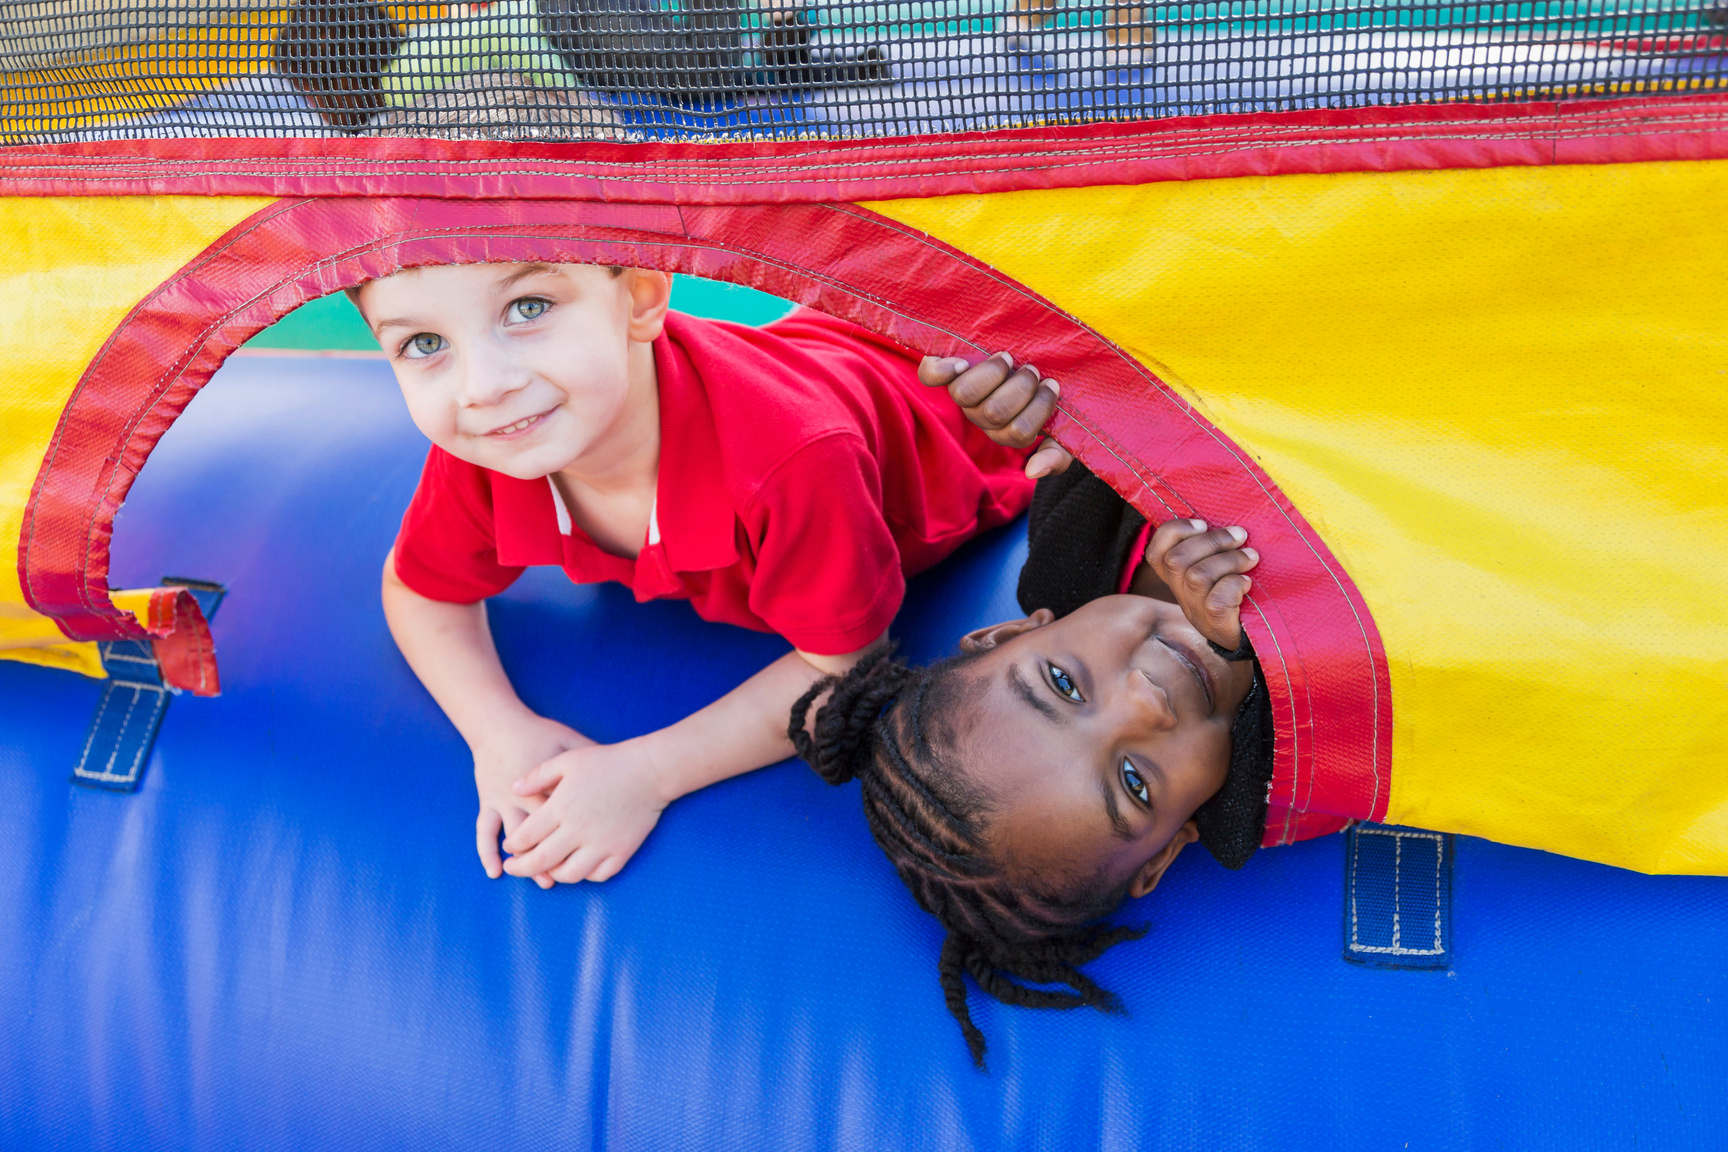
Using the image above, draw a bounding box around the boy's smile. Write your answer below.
[487,407,559,439]
[355,261,670,484]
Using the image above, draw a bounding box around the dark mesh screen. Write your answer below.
[3,0,1724,142]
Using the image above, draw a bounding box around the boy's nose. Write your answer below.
[459,360,526,408]
[1123,667,1179,731]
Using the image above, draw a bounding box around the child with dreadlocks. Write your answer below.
[790,353,1273,1067]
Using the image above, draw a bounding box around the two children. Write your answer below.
[355,260,1035,887]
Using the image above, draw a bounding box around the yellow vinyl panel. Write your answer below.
[867,161,1728,874]
[0,195,275,676]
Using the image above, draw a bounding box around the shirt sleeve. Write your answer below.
[742,432,906,656]
[391,447,526,604]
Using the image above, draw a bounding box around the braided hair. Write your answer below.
[789,646,1146,1069]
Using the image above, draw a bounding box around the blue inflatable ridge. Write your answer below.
[3,353,1726,1150]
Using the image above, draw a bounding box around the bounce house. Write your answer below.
[2,0,1726,1146]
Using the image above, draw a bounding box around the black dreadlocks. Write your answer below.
[789,646,1146,1069]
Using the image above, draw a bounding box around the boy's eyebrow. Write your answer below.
[1098,773,1135,841]
[494,262,561,292]
[1007,663,1062,723]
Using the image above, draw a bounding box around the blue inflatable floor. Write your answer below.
[3,353,1725,1151]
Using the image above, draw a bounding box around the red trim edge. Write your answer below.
[1,94,1724,203]
[19,195,1395,826]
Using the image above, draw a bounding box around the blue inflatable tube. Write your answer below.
[3,352,1726,1150]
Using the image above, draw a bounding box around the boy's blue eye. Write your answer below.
[1122,759,1149,806]
[404,332,445,358]
[510,297,550,321]
[1048,663,1082,702]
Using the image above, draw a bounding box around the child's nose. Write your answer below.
[1124,668,1178,731]
[460,361,524,407]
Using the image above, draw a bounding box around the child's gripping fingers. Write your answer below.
[981,376,1059,449]
[1176,545,1259,600]
[1026,437,1074,479]
[1146,518,1214,569]
[965,362,1041,428]
[1207,572,1252,617]
[1155,522,1250,576]
[917,354,972,388]
[946,352,1016,409]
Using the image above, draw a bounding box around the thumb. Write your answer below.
[1025,438,1074,479]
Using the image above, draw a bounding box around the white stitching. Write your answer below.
[72,681,166,784]
[3,99,1723,188]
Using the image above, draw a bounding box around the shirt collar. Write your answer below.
[649,314,739,573]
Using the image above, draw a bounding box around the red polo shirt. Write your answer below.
[392,308,1033,655]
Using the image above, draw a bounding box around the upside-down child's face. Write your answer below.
[953,595,1258,899]
[355,262,671,480]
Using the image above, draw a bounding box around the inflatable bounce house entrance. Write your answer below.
[2,1,1726,1146]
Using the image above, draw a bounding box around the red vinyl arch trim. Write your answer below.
[0,94,1724,203]
[18,195,1394,827]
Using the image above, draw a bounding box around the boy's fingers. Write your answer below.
[550,846,605,885]
[512,760,560,796]
[988,380,1059,447]
[503,827,577,879]
[1204,574,1252,619]
[1147,517,1211,565]
[917,354,971,387]
[948,352,1014,408]
[1162,525,1251,574]
[967,365,1042,432]
[476,808,505,879]
[1025,439,1074,479]
[588,855,627,883]
[501,806,552,855]
[1180,547,1259,595]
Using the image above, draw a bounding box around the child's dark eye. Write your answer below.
[509,297,550,322]
[1048,663,1083,702]
[1121,759,1149,806]
[403,332,445,359]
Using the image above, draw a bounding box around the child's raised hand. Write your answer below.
[471,712,594,888]
[1145,519,1260,652]
[919,352,1075,479]
[498,742,668,885]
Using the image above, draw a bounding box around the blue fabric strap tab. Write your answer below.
[70,579,225,794]
[1343,824,1453,969]
[72,640,169,792]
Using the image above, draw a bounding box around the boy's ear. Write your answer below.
[958,608,1055,654]
[623,269,674,343]
[1127,820,1199,899]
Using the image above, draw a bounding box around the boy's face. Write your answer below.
[951,595,1257,897]
[356,262,670,479]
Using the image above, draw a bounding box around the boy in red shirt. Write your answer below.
[355,261,1039,887]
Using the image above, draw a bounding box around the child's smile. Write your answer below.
[485,406,559,440]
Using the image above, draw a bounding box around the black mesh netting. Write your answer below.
[2,0,1724,141]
